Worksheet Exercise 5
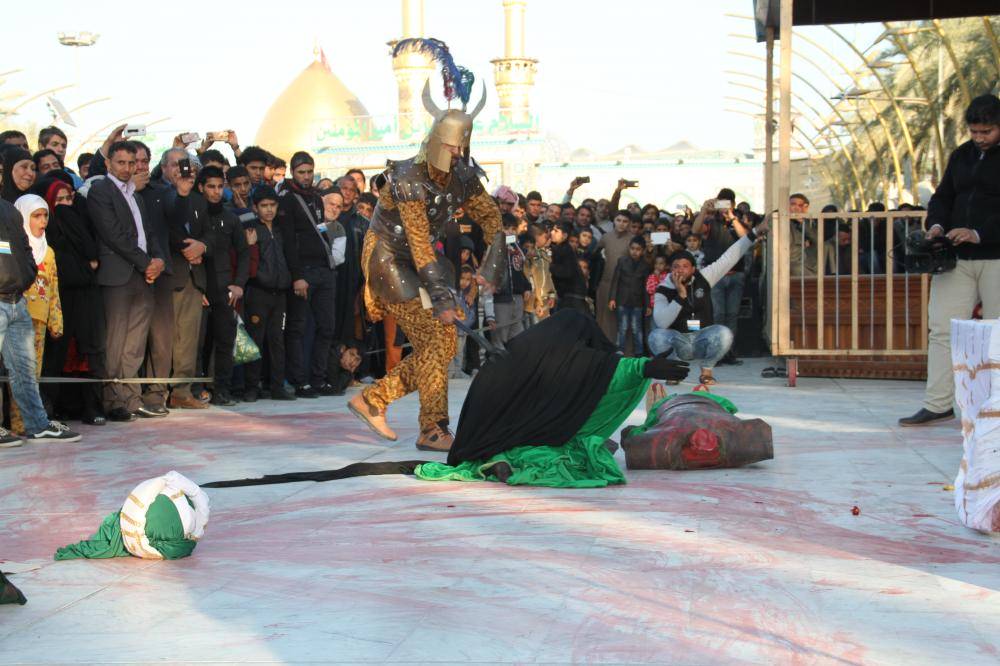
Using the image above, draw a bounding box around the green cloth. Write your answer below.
[55,495,196,561]
[144,495,197,560]
[415,357,651,487]
[628,391,738,438]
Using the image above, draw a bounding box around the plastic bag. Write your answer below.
[233,316,261,366]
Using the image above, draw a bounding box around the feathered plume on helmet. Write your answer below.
[392,37,476,108]
[391,37,487,173]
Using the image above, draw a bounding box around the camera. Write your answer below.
[903,230,956,274]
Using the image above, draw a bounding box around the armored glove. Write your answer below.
[418,261,460,316]
[643,354,690,382]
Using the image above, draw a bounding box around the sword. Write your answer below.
[453,317,509,364]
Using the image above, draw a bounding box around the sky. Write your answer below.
[1,0,883,158]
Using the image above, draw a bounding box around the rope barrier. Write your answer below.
[0,376,213,384]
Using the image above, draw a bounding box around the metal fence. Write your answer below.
[770,210,930,359]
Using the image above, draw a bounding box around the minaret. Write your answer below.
[389,0,435,140]
[491,0,538,128]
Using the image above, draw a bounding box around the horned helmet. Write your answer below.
[420,79,487,173]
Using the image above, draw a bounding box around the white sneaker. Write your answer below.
[27,421,81,443]
[0,427,23,448]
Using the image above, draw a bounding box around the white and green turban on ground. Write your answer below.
[55,471,209,561]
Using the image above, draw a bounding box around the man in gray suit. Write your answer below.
[86,141,165,421]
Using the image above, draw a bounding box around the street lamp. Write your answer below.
[57,32,99,47]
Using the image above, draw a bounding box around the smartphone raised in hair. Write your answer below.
[178,157,192,178]
[122,124,146,138]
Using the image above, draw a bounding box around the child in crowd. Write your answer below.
[11,195,63,433]
[646,254,669,315]
[608,236,651,355]
[685,233,705,269]
[450,265,495,379]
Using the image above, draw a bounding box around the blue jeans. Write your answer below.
[647,325,733,370]
[615,306,644,354]
[711,272,745,339]
[0,299,50,433]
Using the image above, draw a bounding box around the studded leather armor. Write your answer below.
[364,157,504,316]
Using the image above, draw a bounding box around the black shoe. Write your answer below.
[27,421,82,442]
[243,388,258,403]
[81,414,107,426]
[317,383,345,397]
[0,427,24,448]
[137,405,169,418]
[107,408,137,422]
[270,387,297,401]
[898,408,954,427]
[295,385,319,399]
[210,392,237,407]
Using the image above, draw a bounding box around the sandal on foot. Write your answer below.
[698,374,718,386]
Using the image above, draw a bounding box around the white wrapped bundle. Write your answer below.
[951,319,1000,534]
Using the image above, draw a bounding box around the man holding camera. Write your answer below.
[649,217,768,386]
[900,94,1000,427]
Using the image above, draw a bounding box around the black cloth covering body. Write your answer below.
[447,309,620,465]
[204,310,622,487]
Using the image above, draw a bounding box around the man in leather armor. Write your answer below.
[348,80,505,452]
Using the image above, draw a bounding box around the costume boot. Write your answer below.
[416,422,453,452]
[347,393,397,441]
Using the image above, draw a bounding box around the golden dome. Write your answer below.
[255,51,370,160]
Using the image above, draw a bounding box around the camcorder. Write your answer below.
[903,230,956,274]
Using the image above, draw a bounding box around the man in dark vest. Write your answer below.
[649,217,768,386]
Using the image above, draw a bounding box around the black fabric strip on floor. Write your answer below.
[201,461,427,488]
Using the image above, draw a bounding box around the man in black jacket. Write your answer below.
[198,166,249,406]
[277,152,337,398]
[0,198,81,445]
[492,213,532,346]
[650,218,768,385]
[87,141,165,421]
[243,186,293,402]
[900,94,1000,426]
[164,159,213,409]
[549,221,590,314]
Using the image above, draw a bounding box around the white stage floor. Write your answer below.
[2,360,998,664]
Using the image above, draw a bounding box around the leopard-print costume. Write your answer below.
[360,161,501,430]
[362,298,456,430]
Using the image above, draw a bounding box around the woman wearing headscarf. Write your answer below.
[9,194,63,433]
[2,148,37,203]
[36,177,105,425]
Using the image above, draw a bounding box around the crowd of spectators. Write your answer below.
[0,120,923,448]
